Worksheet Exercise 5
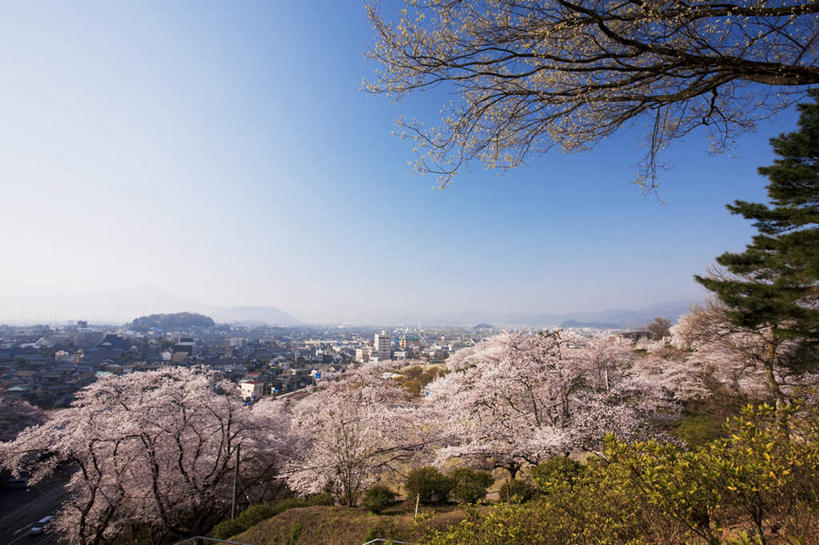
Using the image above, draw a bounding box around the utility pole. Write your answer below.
[231,445,240,519]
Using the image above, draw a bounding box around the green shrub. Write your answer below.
[211,518,245,540]
[210,496,315,540]
[449,468,493,504]
[674,413,725,447]
[361,485,397,514]
[501,479,538,503]
[307,492,335,506]
[236,503,276,528]
[530,457,583,495]
[417,405,819,545]
[406,466,454,505]
[272,497,309,515]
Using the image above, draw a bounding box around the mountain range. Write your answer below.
[388,300,697,328]
[0,284,300,326]
[0,284,695,328]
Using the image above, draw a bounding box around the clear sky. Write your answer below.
[0,1,804,324]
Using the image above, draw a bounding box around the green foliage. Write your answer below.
[361,485,397,514]
[696,90,819,345]
[723,530,764,545]
[288,521,303,544]
[210,497,312,538]
[236,503,277,529]
[449,468,493,504]
[211,518,245,540]
[406,467,454,505]
[712,404,819,539]
[675,414,728,447]
[130,312,215,330]
[272,497,309,514]
[419,405,819,545]
[307,492,335,506]
[530,457,583,495]
[501,479,538,504]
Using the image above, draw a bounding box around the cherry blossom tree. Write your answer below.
[671,300,817,404]
[427,331,669,477]
[575,335,635,393]
[0,396,45,442]
[285,365,435,506]
[0,368,296,545]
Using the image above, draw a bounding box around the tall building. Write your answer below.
[373,331,392,361]
[355,348,370,363]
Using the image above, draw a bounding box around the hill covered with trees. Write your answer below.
[130,312,215,330]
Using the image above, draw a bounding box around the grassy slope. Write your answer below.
[233,504,470,545]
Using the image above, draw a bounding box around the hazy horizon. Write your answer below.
[0,2,795,325]
[0,282,698,327]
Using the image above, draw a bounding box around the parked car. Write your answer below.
[6,478,28,489]
[29,516,53,536]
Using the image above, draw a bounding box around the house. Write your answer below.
[239,380,264,400]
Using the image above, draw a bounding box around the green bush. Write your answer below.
[501,479,538,503]
[236,503,277,529]
[449,468,493,504]
[211,518,245,540]
[418,405,819,545]
[272,497,309,515]
[307,492,335,506]
[674,413,725,447]
[361,485,397,514]
[210,496,315,540]
[530,457,583,495]
[406,466,454,505]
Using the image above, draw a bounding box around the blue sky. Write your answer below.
[0,1,804,323]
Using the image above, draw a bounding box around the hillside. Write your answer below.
[233,505,469,545]
[209,306,300,326]
[130,312,215,330]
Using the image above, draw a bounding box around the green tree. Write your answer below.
[419,406,819,545]
[449,468,493,504]
[361,485,397,514]
[697,91,818,338]
[695,90,819,404]
[406,467,454,505]
[695,91,818,404]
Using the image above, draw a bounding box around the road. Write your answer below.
[0,477,68,545]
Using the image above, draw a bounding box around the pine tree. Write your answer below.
[695,91,818,381]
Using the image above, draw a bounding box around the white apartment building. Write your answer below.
[239,380,264,400]
[355,348,370,363]
[373,331,392,361]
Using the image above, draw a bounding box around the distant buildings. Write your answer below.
[0,321,496,408]
[373,331,392,361]
[355,348,369,363]
[239,380,264,400]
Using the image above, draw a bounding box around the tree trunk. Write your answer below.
[763,340,790,436]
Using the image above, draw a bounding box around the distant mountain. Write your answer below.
[0,284,300,326]
[472,323,494,330]
[402,300,696,328]
[207,306,300,326]
[559,319,619,329]
[131,312,215,331]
